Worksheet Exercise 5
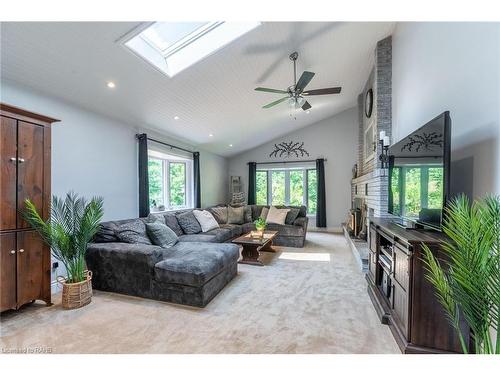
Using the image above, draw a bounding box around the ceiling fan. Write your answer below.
[255,51,342,111]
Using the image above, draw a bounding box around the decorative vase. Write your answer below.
[57,270,93,310]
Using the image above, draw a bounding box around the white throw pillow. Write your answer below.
[193,210,219,232]
[260,207,269,220]
[266,206,290,225]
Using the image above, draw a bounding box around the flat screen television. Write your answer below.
[388,111,451,230]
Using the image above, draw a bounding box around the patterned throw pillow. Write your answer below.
[147,213,166,225]
[193,210,219,232]
[93,222,118,243]
[243,206,253,223]
[116,219,152,245]
[164,214,184,237]
[227,206,244,224]
[266,206,290,225]
[209,206,228,224]
[146,222,178,248]
[176,211,202,234]
[285,208,301,225]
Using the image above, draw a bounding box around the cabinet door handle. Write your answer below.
[10,157,17,162]
[10,250,16,254]
[18,158,25,163]
[19,249,25,253]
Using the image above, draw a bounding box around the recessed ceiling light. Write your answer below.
[306,110,310,114]
[174,116,179,120]
[209,134,213,137]
[229,144,233,147]
[106,81,116,88]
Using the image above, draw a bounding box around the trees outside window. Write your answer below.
[256,168,317,214]
[148,154,192,210]
[256,171,268,205]
[307,169,317,215]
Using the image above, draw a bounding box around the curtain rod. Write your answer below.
[248,159,326,165]
[136,134,197,155]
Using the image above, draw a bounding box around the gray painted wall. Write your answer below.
[1,81,229,290]
[1,81,229,218]
[228,107,358,230]
[392,22,500,197]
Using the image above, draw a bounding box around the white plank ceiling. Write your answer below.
[0,22,394,156]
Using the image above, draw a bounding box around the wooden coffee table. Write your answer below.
[232,230,278,266]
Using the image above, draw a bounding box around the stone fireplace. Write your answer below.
[344,36,392,271]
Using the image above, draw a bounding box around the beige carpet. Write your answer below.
[0,232,399,354]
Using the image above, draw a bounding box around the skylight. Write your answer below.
[124,21,261,77]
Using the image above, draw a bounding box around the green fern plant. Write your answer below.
[22,192,104,284]
[254,217,267,231]
[422,194,500,354]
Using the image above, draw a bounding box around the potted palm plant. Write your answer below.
[22,192,104,310]
[422,194,500,354]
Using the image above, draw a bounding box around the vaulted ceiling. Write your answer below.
[0,22,394,156]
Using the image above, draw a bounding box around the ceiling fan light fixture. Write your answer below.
[288,97,296,108]
[296,96,305,107]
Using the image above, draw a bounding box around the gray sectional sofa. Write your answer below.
[86,205,308,307]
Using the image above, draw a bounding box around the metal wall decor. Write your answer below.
[401,132,443,152]
[269,141,310,158]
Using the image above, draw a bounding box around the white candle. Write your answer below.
[379,130,386,140]
[383,135,390,146]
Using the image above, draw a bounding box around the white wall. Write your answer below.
[1,81,229,219]
[392,22,500,197]
[228,107,358,230]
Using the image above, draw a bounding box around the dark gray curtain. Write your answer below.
[193,152,201,208]
[316,158,327,228]
[138,133,150,217]
[247,162,257,205]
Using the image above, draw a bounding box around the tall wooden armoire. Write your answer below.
[0,103,59,312]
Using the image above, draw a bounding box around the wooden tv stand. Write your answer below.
[366,218,469,354]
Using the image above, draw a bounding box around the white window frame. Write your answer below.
[257,167,316,214]
[149,154,194,211]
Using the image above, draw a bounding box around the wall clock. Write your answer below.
[365,88,373,118]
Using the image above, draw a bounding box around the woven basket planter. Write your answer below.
[57,270,93,309]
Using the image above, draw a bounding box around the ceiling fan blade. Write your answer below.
[263,96,289,109]
[301,101,312,111]
[295,71,315,92]
[303,87,342,96]
[255,87,288,94]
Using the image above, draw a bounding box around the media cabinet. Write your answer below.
[366,218,470,354]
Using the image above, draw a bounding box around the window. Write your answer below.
[148,151,193,210]
[271,171,286,205]
[123,22,261,77]
[306,169,317,215]
[256,168,317,214]
[256,171,268,205]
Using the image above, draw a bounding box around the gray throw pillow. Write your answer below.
[164,214,184,237]
[93,222,118,243]
[228,206,244,224]
[285,208,301,225]
[209,206,228,224]
[146,222,178,248]
[244,206,252,223]
[176,211,202,234]
[147,212,166,225]
[116,219,152,245]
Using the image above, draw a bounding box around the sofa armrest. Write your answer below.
[293,216,309,229]
[86,242,166,269]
